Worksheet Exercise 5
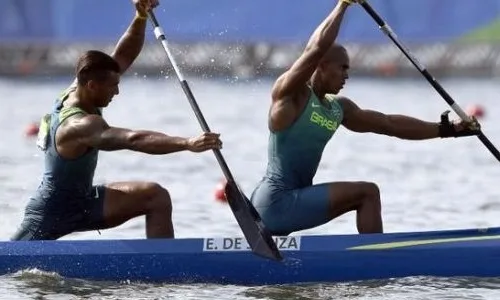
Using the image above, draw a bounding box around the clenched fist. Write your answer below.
[186,132,223,153]
[133,0,159,17]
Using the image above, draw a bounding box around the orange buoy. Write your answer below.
[376,62,398,77]
[24,122,39,137]
[214,179,228,203]
[17,60,36,76]
[466,104,485,119]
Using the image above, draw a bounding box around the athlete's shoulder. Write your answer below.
[58,81,77,100]
[325,94,350,102]
[57,113,106,145]
[326,94,353,106]
[59,106,87,122]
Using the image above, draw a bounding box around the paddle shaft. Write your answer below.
[147,12,237,183]
[359,0,500,162]
[146,11,283,261]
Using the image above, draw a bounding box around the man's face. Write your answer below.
[87,71,120,108]
[319,49,350,94]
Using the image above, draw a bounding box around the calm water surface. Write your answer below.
[1,76,500,299]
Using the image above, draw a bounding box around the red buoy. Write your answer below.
[24,122,39,137]
[214,179,228,203]
[466,104,485,119]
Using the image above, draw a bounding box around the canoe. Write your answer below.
[1,226,500,285]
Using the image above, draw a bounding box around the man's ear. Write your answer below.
[317,58,329,70]
[86,79,97,91]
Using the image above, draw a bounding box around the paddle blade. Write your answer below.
[224,182,283,261]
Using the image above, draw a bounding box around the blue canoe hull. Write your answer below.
[1,227,500,285]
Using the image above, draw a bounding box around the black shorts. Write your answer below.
[11,185,106,241]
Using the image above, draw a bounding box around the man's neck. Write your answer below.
[310,75,327,103]
[69,86,97,114]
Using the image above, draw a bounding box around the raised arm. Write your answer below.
[63,114,221,154]
[110,0,159,74]
[64,0,159,90]
[271,0,353,101]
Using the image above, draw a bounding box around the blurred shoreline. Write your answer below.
[2,42,500,80]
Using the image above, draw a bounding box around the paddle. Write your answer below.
[358,0,500,162]
[146,10,283,261]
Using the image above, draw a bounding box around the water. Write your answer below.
[1,75,500,299]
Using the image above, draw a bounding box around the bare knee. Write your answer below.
[143,182,172,212]
[357,181,381,209]
[359,182,380,198]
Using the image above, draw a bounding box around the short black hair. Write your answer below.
[76,50,121,85]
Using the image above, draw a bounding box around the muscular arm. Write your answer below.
[269,1,351,131]
[272,1,350,101]
[110,14,147,74]
[64,8,148,89]
[340,97,440,140]
[65,114,189,154]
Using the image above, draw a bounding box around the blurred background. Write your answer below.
[2,1,500,299]
[1,0,500,245]
[2,0,500,78]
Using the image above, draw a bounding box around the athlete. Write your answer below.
[12,0,222,240]
[250,0,480,235]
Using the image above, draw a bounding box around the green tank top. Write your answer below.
[264,89,343,188]
[34,87,100,199]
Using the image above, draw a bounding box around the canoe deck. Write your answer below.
[1,227,500,285]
